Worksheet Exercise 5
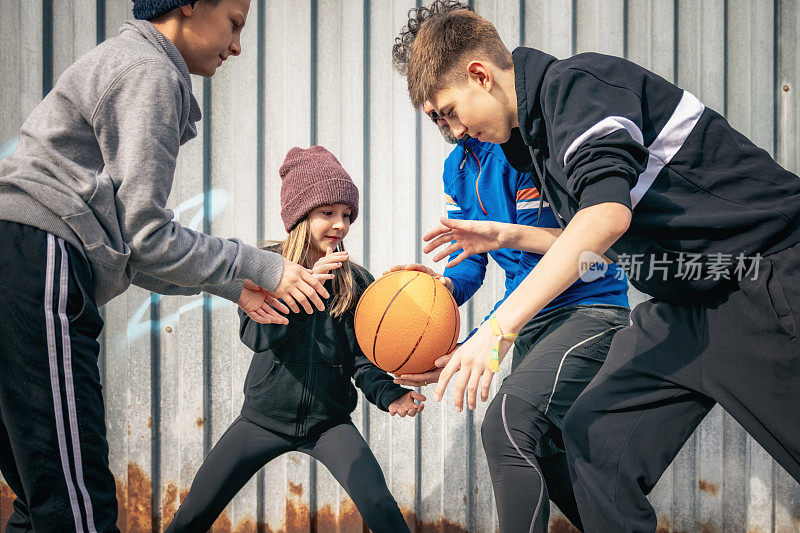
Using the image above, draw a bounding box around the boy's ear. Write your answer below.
[179,2,199,17]
[466,61,493,92]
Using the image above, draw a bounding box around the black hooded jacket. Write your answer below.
[239,263,408,437]
[504,47,800,302]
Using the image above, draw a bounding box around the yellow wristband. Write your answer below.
[487,313,517,372]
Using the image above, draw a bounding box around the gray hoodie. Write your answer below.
[0,20,283,306]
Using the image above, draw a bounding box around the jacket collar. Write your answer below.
[119,20,202,130]
[512,47,558,150]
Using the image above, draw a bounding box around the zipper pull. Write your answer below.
[460,148,468,169]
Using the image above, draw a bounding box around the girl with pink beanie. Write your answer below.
[166,146,422,533]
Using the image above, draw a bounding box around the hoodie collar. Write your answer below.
[119,19,202,138]
[512,47,558,150]
[121,20,194,90]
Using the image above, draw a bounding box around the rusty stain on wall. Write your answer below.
[1,483,15,525]
[0,472,747,533]
[656,515,672,533]
[548,516,580,533]
[116,463,154,533]
[212,510,259,533]
[698,479,719,495]
[288,482,303,497]
[311,499,363,532]
[162,483,178,527]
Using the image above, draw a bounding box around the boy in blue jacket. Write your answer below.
[394,135,629,531]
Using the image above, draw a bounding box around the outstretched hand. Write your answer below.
[434,323,513,411]
[274,257,330,315]
[238,279,291,325]
[423,218,504,268]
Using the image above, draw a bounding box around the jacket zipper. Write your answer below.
[463,145,488,216]
[296,312,318,436]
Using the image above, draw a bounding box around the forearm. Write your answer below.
[132,271,244,302]
[494,202,631,332]
[499,223,562,254]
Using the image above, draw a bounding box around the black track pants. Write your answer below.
[482,394,583,533]
[563,240,800,532]
[0,221,117,532]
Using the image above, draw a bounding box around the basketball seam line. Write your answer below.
[389,276,437,374]
[372,273,420,368]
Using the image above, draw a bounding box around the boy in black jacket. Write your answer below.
[401,3,800,532]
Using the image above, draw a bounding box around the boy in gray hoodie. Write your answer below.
[0,1,328,530]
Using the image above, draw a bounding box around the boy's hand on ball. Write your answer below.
[392,353,452,386]
[435,324,512,411]
[275,257,329,314]
[385,263,454,293]
[389,391,427,417]
[238,280,291,325]
[423,218,504,268]
[312,248,349,281]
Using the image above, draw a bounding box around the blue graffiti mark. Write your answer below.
[173,188,230,231]
[123,188,235,345]
[1,137,19,159]
[125,292,232,344]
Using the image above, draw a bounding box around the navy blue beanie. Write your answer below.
[133,0,197,20]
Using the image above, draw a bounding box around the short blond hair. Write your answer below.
[402,6,512,109]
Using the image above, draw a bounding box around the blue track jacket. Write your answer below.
[442,138,629,321]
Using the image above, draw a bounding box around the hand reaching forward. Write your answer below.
[273,257,330,315]
[238,279,291,325]
[423,218,504,268]
[434,323,513,411]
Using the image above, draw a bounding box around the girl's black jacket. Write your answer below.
[238,263,409,437]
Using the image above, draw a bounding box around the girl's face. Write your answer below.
[307,204,351,255]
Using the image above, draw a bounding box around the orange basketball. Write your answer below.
[354,270,460,375]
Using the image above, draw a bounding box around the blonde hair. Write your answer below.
[266,218,358,319]
[403,6,512,108]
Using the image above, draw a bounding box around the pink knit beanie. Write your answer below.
[279,146,359,232]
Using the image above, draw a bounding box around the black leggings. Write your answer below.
[481,394,583,533]
[165,417,409,533]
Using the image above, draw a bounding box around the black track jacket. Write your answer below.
[504,47,800,302]
[239,264,408,437]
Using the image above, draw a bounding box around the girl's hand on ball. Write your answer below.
[434,324,512,411]
[385,263,454,293]
[388,391,427,417]
[312,248,348,281]
[392,353,452,387]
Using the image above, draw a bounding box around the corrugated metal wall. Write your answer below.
[1,0,799,531]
